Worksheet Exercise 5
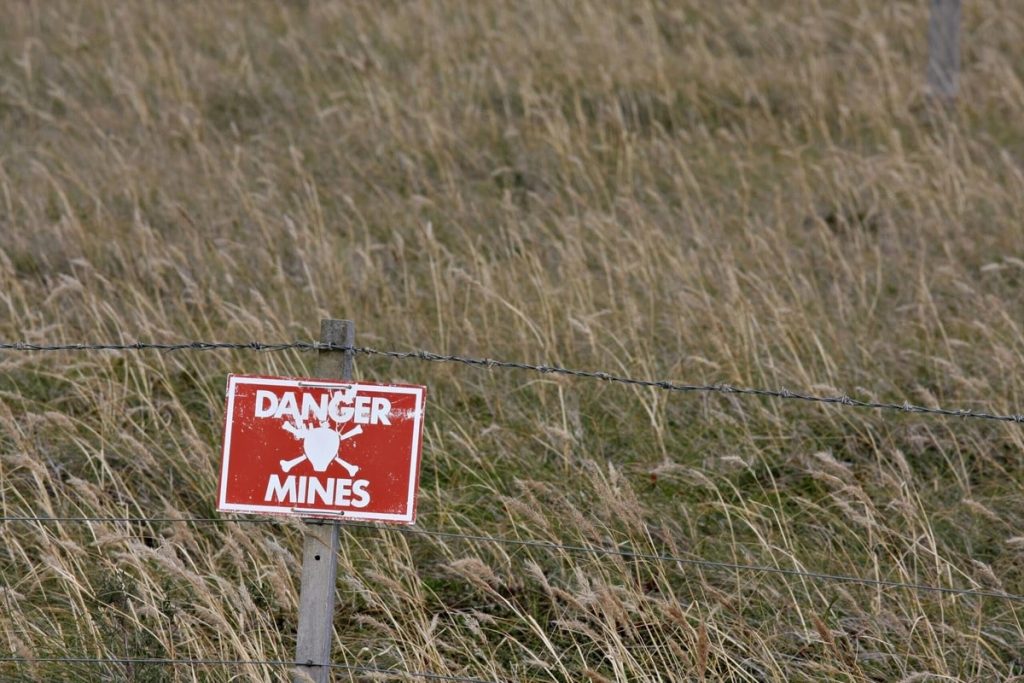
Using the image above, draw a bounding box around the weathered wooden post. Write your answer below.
[293,319,353,683]
[927,0,961,99]
[217,317,425,679]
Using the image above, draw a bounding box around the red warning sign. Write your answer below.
[218,374,426,523]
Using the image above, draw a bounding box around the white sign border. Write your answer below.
[218,374,426,523]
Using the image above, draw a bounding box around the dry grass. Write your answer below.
[2,1,1024,681]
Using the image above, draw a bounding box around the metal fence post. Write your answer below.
[293,319,354,683]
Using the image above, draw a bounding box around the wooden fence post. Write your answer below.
[927,0,961,99]
[293,319,354,683]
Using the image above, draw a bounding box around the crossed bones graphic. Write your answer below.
[278,420,363,476]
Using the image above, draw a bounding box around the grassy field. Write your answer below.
[2,1,1024,681]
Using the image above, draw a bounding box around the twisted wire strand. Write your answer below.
[0,341,307,352]
[0,656,497,682]
[3,515,1021,603]
[348,345,1024,424]
[2,340,1022,424]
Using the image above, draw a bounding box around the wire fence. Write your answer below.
[2,515,1022,604]
[3,339,1023,424]
[2,337,1023,677]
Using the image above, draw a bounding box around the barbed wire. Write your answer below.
[0,341,307,352]
[2,340,1022,424]
[3,515,1021,604]
[0,655,497,682]
[0,515,278,524]
[350,346,1024,424]
[355,523,1024,604]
